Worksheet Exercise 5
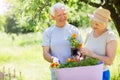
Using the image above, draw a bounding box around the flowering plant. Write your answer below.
[67,33,82,49]
[50,57,99,68]
[68,33,82,56]
[50,58,103,80]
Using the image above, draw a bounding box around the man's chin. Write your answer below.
[61,23,66,26]
[58,22,66,25]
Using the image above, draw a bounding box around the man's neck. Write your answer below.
[56,23,66,28]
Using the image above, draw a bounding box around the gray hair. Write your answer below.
[50,2,68,16]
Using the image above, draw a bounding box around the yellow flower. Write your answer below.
[67,58,76,62]
[68,33,80,48]
[50,62,60,68]
[72,33,77,39]
[78,43,82,49]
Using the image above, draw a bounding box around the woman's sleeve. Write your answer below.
[106,31,117,43]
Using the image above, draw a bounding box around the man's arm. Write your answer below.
[43,46,53,63]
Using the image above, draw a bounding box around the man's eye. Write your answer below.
[64,13,66,15]
[57,15,61,17]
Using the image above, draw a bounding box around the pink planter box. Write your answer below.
[55,63,103,80]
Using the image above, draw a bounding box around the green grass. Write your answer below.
[0,28,119,80]
[0,32,51,80]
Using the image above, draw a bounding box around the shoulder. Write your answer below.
[68,24,78,29]
[106,30,117,42]
[86,29,93,36]
[106,30,115,35]
[106,30,116,37]
[67,24,79,33]
[44,25,55,34]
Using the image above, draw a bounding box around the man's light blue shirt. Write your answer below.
[42,24,82,63]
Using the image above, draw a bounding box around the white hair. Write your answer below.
[50,2,68,16]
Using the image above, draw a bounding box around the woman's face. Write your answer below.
[91,20,107,30]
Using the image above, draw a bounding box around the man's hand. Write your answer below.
[52,56,60,63]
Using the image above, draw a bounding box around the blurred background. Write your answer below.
[0,0,120,80]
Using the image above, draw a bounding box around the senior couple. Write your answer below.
[42,2,117,80]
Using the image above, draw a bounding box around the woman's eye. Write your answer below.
[95,23,99,25]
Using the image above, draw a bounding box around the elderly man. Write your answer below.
[42,2,82,80]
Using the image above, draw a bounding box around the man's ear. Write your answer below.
[50,15,55,20]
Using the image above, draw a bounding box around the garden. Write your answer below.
[0,0,120,80]
[0,28,120,80]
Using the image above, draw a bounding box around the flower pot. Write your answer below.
[71,48,78,56]
[55,63,103,80]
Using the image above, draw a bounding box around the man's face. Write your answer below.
[52,7,67,27]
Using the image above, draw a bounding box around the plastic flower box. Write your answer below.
[54,63,103,80]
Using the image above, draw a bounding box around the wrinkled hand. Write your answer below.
[81,48,94,57]
[72,54,84,62]
[72,55,80,62]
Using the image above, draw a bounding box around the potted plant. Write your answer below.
[50,58,103,80]
[67,33,82,56]
[50,33,103,80]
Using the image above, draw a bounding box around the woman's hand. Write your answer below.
[72,53,84,62]
[81,48,95,58]
[72,55,81,62]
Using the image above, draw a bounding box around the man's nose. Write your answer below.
[61,15,66,19]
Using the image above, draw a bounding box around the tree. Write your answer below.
[13,0,92,32]
[5,0,120,35]
[20,0,120,36]
[80,0,120,36]
[0,16,6,32]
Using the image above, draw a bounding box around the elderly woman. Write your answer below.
[81,7,117,80]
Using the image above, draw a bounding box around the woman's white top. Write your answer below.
[85,29,117,71]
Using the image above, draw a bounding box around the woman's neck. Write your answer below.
[93,29,107,37]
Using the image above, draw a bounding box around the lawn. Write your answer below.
[0,32,51,80]
[0,28,119,80]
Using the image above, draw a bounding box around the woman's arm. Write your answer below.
[81,40,117,65]
[94,40,117,65]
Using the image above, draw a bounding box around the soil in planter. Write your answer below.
[71,48,78,56]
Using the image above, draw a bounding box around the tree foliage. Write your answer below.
[0,16,6,32]
[2,0,120,36]
[4,0,93,33]
[80,0,120,36]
